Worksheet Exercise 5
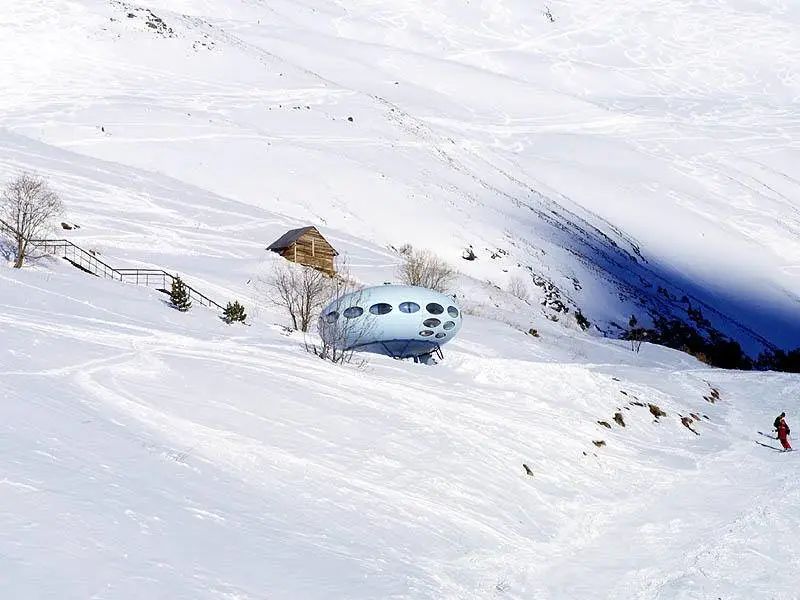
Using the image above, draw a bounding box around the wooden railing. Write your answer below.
[1,219,224,311]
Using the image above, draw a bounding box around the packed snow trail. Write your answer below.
[530,371,800,599]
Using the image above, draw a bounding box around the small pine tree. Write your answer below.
[170,275,192,312]
[222,300,247,324]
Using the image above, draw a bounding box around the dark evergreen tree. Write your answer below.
[757,348,800,373]
[222,300,247,324]
[170,275,192,312]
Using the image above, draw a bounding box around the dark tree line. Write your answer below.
[623,311,800,373]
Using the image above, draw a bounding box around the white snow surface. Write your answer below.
[2,1,800,598]
[3,262,800,599]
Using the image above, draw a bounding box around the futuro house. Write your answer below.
[319,284,463,359]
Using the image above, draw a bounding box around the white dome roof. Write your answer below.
[319,284,463,358]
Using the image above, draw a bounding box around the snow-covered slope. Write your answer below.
[2,1,800,598]
[3,265,800,599]
[1,0,799,352]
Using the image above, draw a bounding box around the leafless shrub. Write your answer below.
[398,243,413,256]
[307,269,374,366]
[260,260,331,331]
[507,276,530,302]
[397,248,455,292]
[0,172,63,268]
[458,298,481,317]
[624,315,647,353]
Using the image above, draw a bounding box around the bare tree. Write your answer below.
[624,315,648,353]
[507,276,530,302]
[302,259,377,365]
[397,248,455,292]
[0,172,63,268]
[310,280,375,366]
[261,260,331,331]
[397,242,413,256]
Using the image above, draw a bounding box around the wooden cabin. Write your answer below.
[267,226,338,275]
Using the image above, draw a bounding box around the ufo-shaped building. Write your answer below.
[319,284,463,360]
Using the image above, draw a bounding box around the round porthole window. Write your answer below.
[324,311,339,323]
[369,303,393,315]
[447,306,459,318]
[419,330,434,337]
[443,321,456,330]
[399,301,420,313]
[423,318,441,328]
[426,303,444,315]
[435,332,447,339]
[343,306,364,319]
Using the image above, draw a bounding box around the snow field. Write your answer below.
[3,264,799,598]
[2,0,800,597]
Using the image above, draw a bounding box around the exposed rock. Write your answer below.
[681,416,699,435]
[531,274,569,314]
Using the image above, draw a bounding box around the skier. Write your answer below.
[775,413,792,451]
[773,412,785,433]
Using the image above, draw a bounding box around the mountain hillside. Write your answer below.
[2,0,799,353]
[3,263,800,599]
[2,2,800,598]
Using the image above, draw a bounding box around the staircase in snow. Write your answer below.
[0,219,224,311]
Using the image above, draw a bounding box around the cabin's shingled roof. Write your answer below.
[266,226,339,255]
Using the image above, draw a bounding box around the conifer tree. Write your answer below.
[170,275,192,312]
[222,300,247,324]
